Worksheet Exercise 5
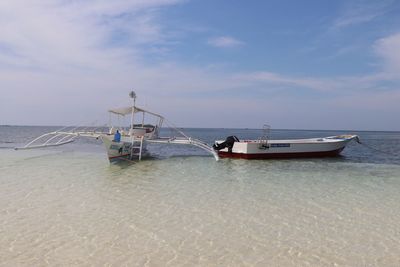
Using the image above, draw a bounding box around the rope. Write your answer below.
[163,119,191,139]
[355,138,397,156]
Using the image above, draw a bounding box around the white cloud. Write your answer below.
[0,0,189,125]
[207,36,244,48]
[332,0,393,29]
[374,32,400,75]
[0,0,183,72]
[0,1,399,130]
[232,71,395,93]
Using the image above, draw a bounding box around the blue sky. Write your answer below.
[1,0,400,130]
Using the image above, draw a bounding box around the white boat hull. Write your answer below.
[216,135,358,159]
[102,135,147,161]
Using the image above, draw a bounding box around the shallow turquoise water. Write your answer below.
[0,127,399,266]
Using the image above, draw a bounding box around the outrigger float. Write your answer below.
[16,92,219,162]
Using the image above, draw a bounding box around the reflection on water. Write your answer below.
[0,127,400,266]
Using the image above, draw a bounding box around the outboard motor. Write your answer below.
[213,136,240,153]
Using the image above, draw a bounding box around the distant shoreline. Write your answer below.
[1,125,399,133]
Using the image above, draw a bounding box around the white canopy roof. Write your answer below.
[108,106,164,119]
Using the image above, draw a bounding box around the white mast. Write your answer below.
[129,91,136,134]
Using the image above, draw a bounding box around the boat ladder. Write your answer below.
[130,136,144,160]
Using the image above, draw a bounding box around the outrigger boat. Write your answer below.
[16,92,219,162]
[213,126,359,159]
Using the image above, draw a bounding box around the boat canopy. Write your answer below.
[108,106,164,119]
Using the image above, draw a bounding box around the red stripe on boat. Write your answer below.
[218,148,344,159]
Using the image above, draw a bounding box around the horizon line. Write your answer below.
[1,124,399,133]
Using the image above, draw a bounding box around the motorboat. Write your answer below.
[213,128,359,159]
[16,92,219,162]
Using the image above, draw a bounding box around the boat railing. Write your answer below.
[258,124,270,149]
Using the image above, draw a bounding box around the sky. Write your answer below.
[0,0,400,130]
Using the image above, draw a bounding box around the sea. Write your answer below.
[1,126,400,266]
